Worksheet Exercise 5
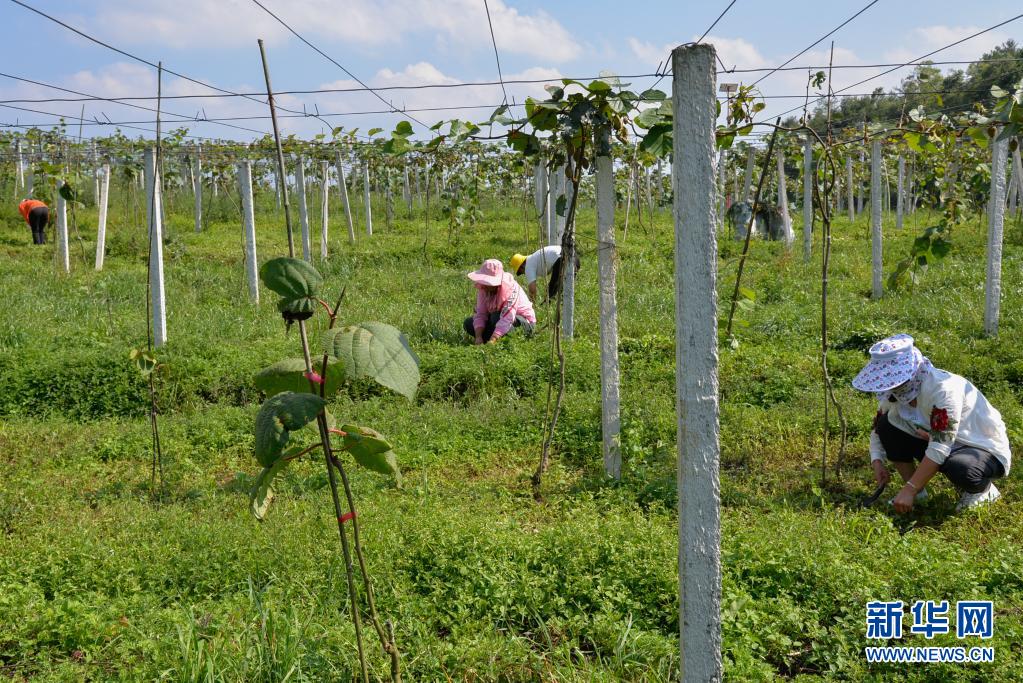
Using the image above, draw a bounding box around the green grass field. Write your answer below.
[1,182,1021,681]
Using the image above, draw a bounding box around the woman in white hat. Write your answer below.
[463,259,536,344]
[853,334,1011,513]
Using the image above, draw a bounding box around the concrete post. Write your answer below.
[95,163,110,270]
[896,154,905,230]
[238,160,260,303]
[984,136,1009,336]
[846,156,854,221]
[295,156,311,260]
[334,150,356,245]
[144,147,167,347]
[870,140,883,299]
[192,146,202,233]
[802,135,813,261]
[363,158,373,236]
[672,42,722,683]
[596,124,621,480]
[741,146,755,204]
[55,185,69,273]
[777,150,793,245]
[319,160,329,260]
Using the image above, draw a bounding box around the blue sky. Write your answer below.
[0,1,1018,142]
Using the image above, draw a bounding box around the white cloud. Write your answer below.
[87,0,580,63]
[884,25,1009,65]
[628,35,767,71]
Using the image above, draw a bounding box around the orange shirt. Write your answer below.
[18,199,46,223]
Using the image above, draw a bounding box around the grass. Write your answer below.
[1,177,1021,681]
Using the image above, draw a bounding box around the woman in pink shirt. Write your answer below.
[463,259,536,344]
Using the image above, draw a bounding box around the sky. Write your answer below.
[0,0,1019,144]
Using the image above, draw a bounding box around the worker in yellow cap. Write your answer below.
[510,246,579,303]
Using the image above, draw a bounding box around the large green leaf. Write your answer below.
[323,322,420,400]
[339,424,402,485]
[249,457,289,521]
[254,391,327,467]
[254,357,345,398]
[259,257,323,301]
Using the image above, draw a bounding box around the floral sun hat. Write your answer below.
[851,334,921,393]
[467,259,505,287]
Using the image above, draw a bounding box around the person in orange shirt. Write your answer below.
[18,199,48,244]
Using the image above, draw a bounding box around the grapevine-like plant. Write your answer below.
[250,256,419,682]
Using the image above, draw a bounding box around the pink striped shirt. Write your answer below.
[472,273,536,339]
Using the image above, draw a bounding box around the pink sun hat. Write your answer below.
[467,258,504,286]
[851,334,919,393]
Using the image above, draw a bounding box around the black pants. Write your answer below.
[463,311,534,342]
[547,253,581,301]
[876,413,1004,493]
[28,207,48,245]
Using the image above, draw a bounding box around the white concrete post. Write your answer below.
[384,169,394,228]
[295,156,312,260]
[333,150,356,245]
[846,156,854,221]
[1009,144,1023,215]
[672,43,721,683]
[403,162,412,214]
[95,163,110,270]
[896,154,905,230]
[15,139,24,193]
[238,160,260,303]
[363,158,373,236]
[802,135,813,261]
[551,165,566,245]
[984,135,1009,336]
[144,148,167,347]
[717,150,726,228]
[596,125,621,480]
[55,185,69,274]
[192,146,202,233]
[561,163,576,340]
[741,146,755,204]
[857,150,865,215]
[777,150,793,245]
[534,158,549,241]
[319,160,329,260]
[1008,155,1018,214]
[870,140,883,299]
[91,143,100,206]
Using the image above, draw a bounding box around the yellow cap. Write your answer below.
[510,253,527,275]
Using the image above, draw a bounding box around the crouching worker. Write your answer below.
[463,259,536,345]
[510,245,580,303]
[852,334,1011,513]
[18,198,48,245]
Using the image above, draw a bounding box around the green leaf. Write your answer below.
[339,424,402,485]
[930,237,952,259]
[394,121,414,137]
[254,392,326,467]
[59,183,77,202]
[639,124,672,157]
[586,79,612,92]
[129,347,157,375]
[249,457,289,521]
[991,85,1008,99]
[555,193,568,218]
[368,127,384,136]
[738,286,756,301]
[640,89,666,101]
[322,322,420,400]
[259,257,323,301]
[254,357,345,398]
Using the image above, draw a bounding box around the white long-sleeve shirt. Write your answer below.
[870,367,1012,475]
